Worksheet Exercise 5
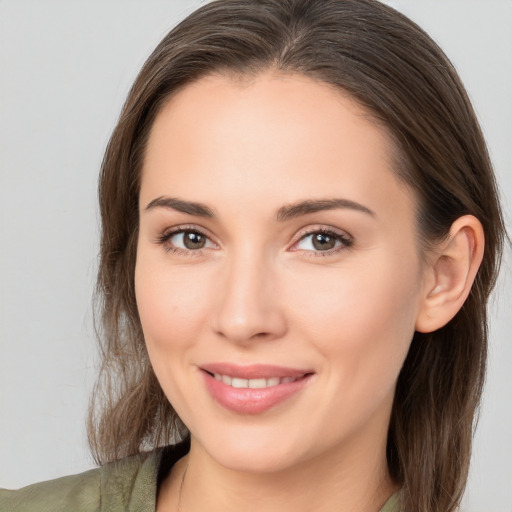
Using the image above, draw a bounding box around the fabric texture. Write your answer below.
[0,449,165,512]
[0,444,401,511]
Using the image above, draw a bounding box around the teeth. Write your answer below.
[266,377,280,387]
[231,378,248,388]
[213,373,300,389]
[248,378,267,389]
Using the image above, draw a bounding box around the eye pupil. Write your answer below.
[312,233,336,250]
[184,231,206,249]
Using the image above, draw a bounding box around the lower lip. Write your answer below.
[202,371,313,414]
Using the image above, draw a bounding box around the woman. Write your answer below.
[0,0,506,511]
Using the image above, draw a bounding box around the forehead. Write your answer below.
[140,72,413,221]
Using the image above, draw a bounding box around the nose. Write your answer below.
[211,250,287,344]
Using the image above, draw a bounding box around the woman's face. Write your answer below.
[135,72,429,473]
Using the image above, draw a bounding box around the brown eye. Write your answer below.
[161,228,216,252]
[293,229,353,254]
[312,232,336,250]
[183,231,206,249]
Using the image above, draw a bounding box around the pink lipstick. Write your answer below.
[200,363,314,414]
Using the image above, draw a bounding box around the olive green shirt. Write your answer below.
[0,444,401,511]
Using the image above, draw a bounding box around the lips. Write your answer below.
[200,363,314,414]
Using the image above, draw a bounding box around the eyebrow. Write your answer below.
[275,198,375,221]
[145,196,215,217]
[144,196,375,220]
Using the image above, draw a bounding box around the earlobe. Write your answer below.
[415,215,485,333]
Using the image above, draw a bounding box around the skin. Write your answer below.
[134,72,483,512]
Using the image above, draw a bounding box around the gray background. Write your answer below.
[0,1,510,511]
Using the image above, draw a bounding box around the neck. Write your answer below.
[159,434,397,512]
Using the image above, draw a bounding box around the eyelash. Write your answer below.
[156,225,213,257]
[155,225,353,257]
[292,227,353,257]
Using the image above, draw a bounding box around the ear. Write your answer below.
[415,215,485,333]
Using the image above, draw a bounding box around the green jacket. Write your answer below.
[0,444,401,512]
[0,449,163,512]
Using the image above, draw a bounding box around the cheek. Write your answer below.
[286,252,421,377]
[134,254,214,422]
[134,256,210,353]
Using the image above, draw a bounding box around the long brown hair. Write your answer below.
[88,1,505,510]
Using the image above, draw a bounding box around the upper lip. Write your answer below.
[200,363,313,380]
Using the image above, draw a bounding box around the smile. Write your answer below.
[200,364,314,414]
[212,374,302,389]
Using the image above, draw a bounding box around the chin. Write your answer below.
[213,446,302,475]
[192,423,311,474]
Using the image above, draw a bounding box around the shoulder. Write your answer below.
[0,465,102,512]
[0,449,163,512]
